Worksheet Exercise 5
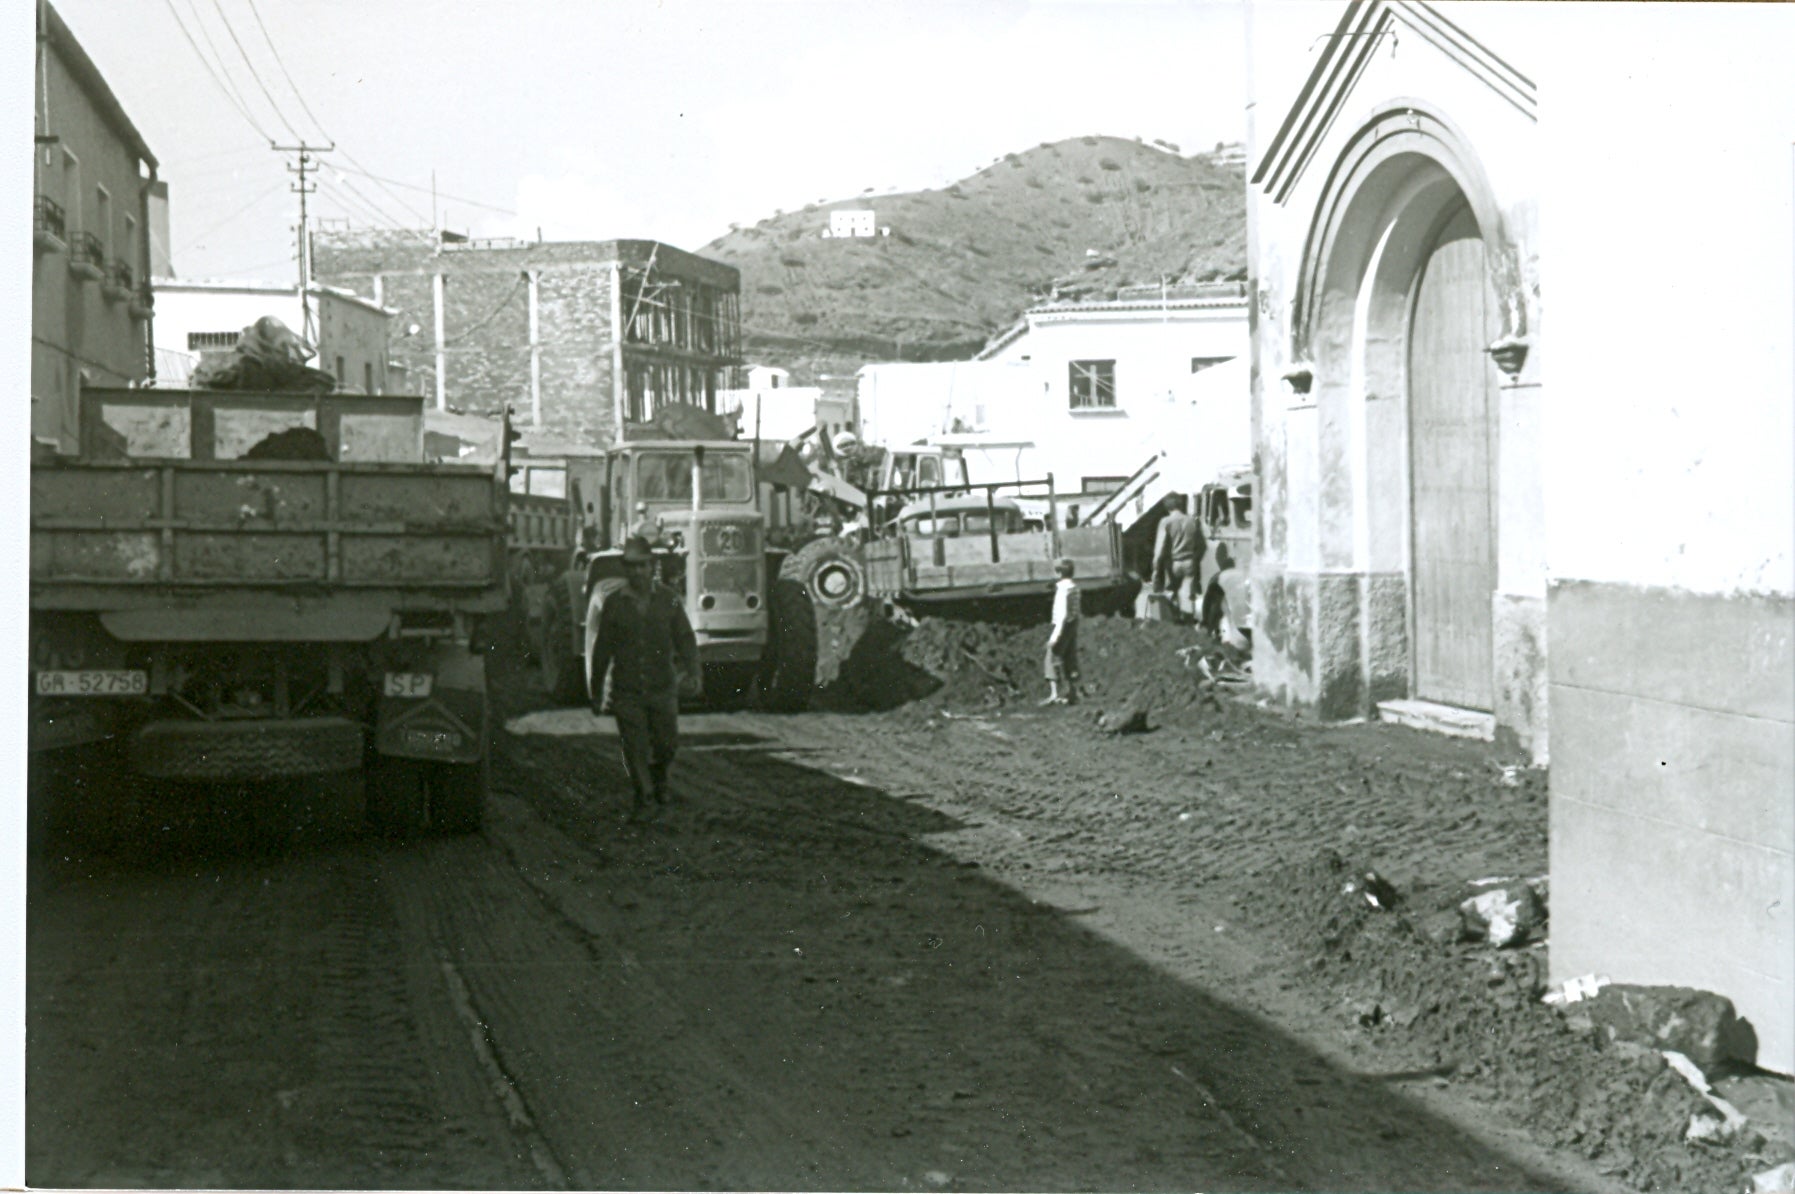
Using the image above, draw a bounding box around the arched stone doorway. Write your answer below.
[1408,202,1498,708]
[1291,106,1519,722]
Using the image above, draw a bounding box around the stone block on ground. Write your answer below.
[1457,882,1545,947]
[1585,984,1758,1074]
[1095,700,1151,735]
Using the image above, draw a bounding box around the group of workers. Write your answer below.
[1152,492,1252,651]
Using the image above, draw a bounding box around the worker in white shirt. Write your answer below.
[1042,557,1082,705]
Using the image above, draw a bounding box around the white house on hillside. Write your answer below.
[151,278,398,394]
[857,287,1249,499]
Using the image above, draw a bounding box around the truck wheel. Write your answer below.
[428,754,488,835]
[791,538,867,610]
[703,663,759,711]
[761,570,818,712]
[365,754,428,836]
[540,589,586,705]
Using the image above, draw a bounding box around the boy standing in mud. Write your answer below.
[1042,557,1081,705]
[587,536,701,821]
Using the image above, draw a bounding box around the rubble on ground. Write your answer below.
[1457,878,1546,947]
[816,606,1238,715]
[1583,984,1759,1076]
[1243,847,1784,1192]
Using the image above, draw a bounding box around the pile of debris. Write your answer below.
[1260,849,1793,1192]
[819,611,1238,715]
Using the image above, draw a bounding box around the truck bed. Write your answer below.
[31,458,508,611]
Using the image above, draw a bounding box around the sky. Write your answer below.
[40,0,1331,287]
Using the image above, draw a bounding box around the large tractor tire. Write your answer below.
[790,537,867,610]
[762,562,819,712]
[539,586,587,705]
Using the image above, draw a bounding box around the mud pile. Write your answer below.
[817,608,1229,714]
[1258,849,1784,1193]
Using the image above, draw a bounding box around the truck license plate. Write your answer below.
[34,670,148,697]
[383,672,433,698]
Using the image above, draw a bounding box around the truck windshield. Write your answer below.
[635,451,752,503]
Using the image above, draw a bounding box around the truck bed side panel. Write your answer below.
[31,461,504,595]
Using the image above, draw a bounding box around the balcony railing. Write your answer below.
[34,194,67,251]
[68,231,105,280]
[104,258,134,300]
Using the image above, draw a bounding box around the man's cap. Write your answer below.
[621,536,654,563]
[1054,556,1075,576]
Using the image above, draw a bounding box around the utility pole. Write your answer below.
[275,141,334,341]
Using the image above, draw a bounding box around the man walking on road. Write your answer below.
[1153,493,1206,622]
[586,536,701,821]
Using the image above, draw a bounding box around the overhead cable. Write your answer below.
[160,0,270,140]
[244,0,333,140]
[208,0,303,141]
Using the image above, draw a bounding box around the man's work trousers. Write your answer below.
[1167,560,1201,619]
[613,696,679,806]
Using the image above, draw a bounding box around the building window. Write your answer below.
[1190,356,1233,374]
[1081,476,1129,495]
[94,185,111,255]
[335,355,346,383]
[187,331,238,351]
[1068,360,1116,409]
[364,362,374,394]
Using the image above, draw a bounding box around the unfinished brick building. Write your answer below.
[310,229,743,448]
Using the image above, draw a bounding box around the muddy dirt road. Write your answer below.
[28,659,1637,1192]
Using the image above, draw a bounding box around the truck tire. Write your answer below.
[761,567,818,712]
[791,538,867,610]
[428,754,488,835]
[365,754,428,837]
[540,587,587,705]
[703,663,760,711]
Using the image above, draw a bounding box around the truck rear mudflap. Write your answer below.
[373,646,487,766]
[131,717,363,781]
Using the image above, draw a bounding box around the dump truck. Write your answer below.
[506,404,816,711]
[28,384,509,834]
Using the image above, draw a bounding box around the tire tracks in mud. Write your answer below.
[491,709,1298,1191]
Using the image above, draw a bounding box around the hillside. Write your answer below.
[700,136,1246,384]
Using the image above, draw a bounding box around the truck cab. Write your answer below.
[575,441,771,671]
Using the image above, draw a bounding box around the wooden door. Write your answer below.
[1408,204,1497,710]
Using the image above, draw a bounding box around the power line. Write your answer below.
[331,163,515,215]
[160,0,270,140]
[316,175,411,235]
[209,0,303,141]
[175,180,285,251]
[182,0,266,135]
[244,0,332,142]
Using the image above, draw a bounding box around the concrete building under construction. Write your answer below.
[311,230,743,449]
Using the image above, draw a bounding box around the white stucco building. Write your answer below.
[857,289,1249,498]
[151,278,398,395]
[716,383,856,444]
[1247,0,1793,1073]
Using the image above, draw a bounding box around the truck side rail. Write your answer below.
[83,386,428,463]
[508,491,579,555]
[31,458,506,597]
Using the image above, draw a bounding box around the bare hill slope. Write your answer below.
[700,136,1246,382]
